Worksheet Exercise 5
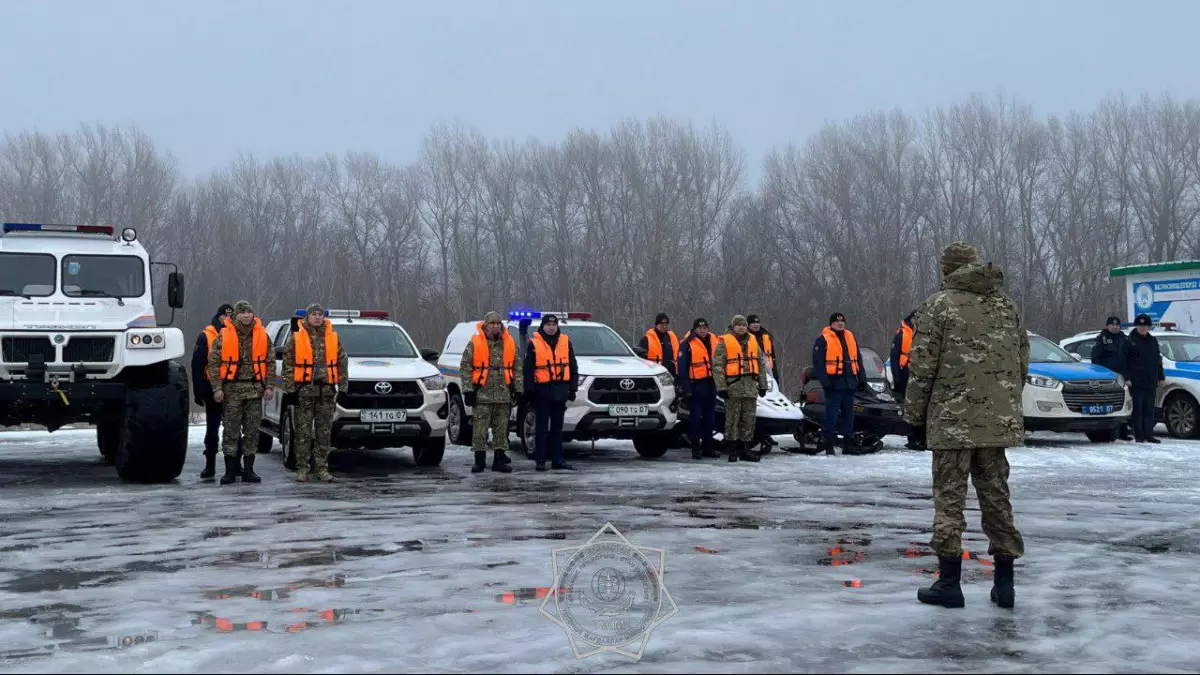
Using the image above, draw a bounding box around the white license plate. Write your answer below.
[360,410,407,423]
[608,404,649,417]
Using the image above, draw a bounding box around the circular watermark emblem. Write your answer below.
[557,541,661,647]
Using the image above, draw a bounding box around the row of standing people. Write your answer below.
[1090,314,1166,443]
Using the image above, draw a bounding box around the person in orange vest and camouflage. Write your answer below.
[459,311,523,474]
[191,302,237,480]
[890,310,924,449]
[637,313,679,382]
[282,303,349,482]
[206,300,276,484]
[713,315,769,462]
[812,312,869,455]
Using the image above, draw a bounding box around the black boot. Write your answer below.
[241,455,261,483]
[200,452,217,479]
[737,441,761,462]
[821,438,835,455]
[727,441,738,462]
[701,439,720,458]
[691,440,703,460]
[219,455,238,485]
[917,555,965,608]
[492,450,513,473]
[472,451,487,473]
[991,555,1015,609]
[551,460,575,470]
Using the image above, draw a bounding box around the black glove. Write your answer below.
[463,390,476,407]
[758,387,768,398]
[568,390,576,402]
[718,390,728,399]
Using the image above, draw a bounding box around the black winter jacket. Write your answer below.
[1126,330,1165,388]
[1091,329,1130,378]
[191,313,228,403]
[889,319,914,395]
[812,330,868,391]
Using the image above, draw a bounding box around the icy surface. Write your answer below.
[0,427,1198,673]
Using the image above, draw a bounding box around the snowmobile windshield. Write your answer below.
[859,347,886,379]
[1159,336,1200,363]
[1029,336,1075,363]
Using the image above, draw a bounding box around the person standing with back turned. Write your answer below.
[905,241,1028,610]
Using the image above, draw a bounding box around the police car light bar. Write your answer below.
[508,310,592,320]
[3,222,115,236]
[293,308,389,319]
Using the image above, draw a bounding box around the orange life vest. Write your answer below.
[753,331,776,372]
[218,319,270,382]
[471,323,516,387]
[723,333,760,378]
[202,325,220,381]
[686,333,719,381]
[531,332,571,384]
[293,319,341,384]
[897,322,914,369]
[822,326,860,376]
[644,328,680,367]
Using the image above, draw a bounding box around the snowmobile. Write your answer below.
[792,346,914,455]
[671,372,805,456]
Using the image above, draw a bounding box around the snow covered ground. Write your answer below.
[0,427,1198,673]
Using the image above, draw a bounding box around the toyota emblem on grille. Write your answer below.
[619,378,635,391]
[375,381,393,394]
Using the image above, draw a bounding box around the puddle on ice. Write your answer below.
[0,570,126,593]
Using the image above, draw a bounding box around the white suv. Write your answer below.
[259,309,448,468]
[1060,322,1200,439]
[438,311,678,459]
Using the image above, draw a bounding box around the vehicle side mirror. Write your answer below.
[421,348,439,362]
[633,346,648,358]
[1071,353,1082,362]
[167,272,185,309]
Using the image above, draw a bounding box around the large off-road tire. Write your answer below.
[113,362,189,483]
[1164,392,1200,439]
[447,392,473,447]
[1085,428,1119,443]
[632,433,670,459]
[413,436,446,467]
[97,420,120,464]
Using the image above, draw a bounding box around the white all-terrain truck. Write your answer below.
[0,222,189,483]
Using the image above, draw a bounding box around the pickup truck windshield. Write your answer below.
[336,324,418,358]
[0,253,55,297]
[556,325,634,357]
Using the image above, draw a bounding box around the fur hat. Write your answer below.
[940,241,980,275]
[483,311,503,324]
[233,300,254,315]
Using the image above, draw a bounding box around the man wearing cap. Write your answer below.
[906,241,1027,610]
[891,310,924,449]
[714,315,768,462]
[460,311,522,473]
[638,313,679,381]
[677,317,721,459]
[812,312,869,455]
[1126,313,1165,443]
[747,315,782,388]
[524,313,579,471]
[192,302,238,479]
[207,300,276,484]
[1092,315,1134,441]
[282,303,349,482]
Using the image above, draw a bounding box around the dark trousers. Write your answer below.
[1130,386,1157,440]
[203,399,242,458]
[534,397,567,464]
[688,393,717,448]
[823,388,855,441]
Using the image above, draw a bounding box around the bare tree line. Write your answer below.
[2,91,1198,393]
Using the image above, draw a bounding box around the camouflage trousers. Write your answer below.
[724,396,757,442]
[221,393,262,458]
[294,392,336,476]
[472,402,510,452]
[931,448,1025,558]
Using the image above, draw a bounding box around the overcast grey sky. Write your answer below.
[2,0,1197,182]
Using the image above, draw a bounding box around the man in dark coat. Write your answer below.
[890,310,923,449]
[677,318,721,460]
[523,314,579,471]
[190,303,241,479]
[1126,314,1166,443]
[812,312,869,455]
[1092,315,1134,441]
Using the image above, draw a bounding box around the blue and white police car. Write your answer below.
[1024,331,1131,441]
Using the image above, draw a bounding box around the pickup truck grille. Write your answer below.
[63,337,115,363]
[588,377,660,405]
[1,337,55,363]
[339,380,424,410]
[1062,380,1125,413]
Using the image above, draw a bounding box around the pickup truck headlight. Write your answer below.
[127,330,165,349]
[1026,374,1061,388]
[656,372,674,388]
[421,374,446,391]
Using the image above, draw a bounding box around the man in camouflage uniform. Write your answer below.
[282,303,349,482]
[207,300,277,485]
[713,315,769,463]
[905,241,1028,610]
[460,311,522,474]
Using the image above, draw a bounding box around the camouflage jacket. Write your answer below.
[460,333,523,404]
[206,323,277,400]
[281,327,349,396]
[713,333,769,398]
[904,263,1030,451]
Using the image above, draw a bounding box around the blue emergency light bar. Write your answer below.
[3,222,114,236]
[293,308,389,318]
[508,310,593,320]
[1120,321,1176,329]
